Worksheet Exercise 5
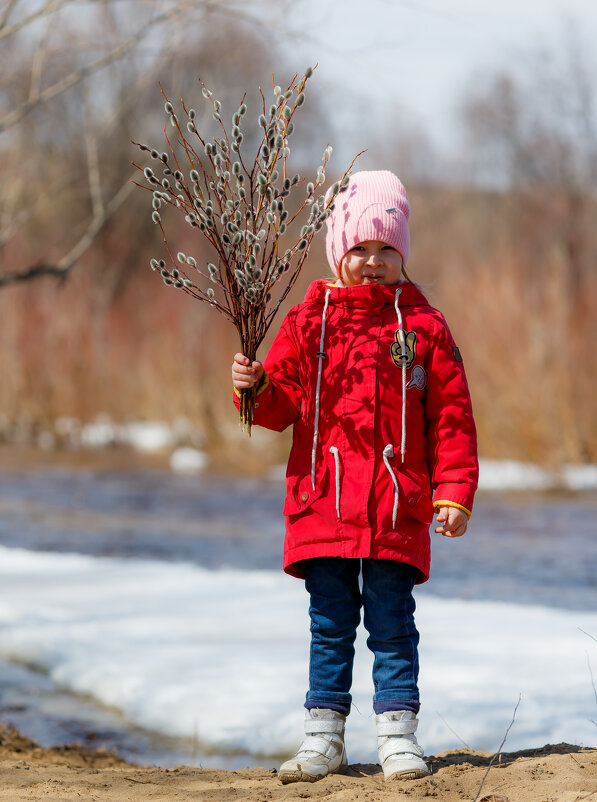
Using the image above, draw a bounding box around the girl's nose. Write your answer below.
[366,251,382,266]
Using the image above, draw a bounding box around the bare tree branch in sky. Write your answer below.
[0,0,290,287]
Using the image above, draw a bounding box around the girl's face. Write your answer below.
[339,240,403,287]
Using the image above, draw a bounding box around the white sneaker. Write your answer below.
[278,708,348,784]
[376,710,429,781]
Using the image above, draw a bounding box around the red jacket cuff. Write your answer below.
[433,482,476,516]
[232,372,273,416]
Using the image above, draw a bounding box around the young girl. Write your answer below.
[231,171,478,784]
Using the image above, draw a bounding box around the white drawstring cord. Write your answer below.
[382,444,399,528]
[311,288,332,491]
[394,287,407,462]
[329,446,341,519]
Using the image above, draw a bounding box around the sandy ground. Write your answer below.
[1,724,596,802]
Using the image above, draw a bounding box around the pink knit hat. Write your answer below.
[325,170,410,275]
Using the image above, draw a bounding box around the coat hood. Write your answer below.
[303,279,430,310]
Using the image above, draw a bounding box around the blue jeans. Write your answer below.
[303,558,420,716]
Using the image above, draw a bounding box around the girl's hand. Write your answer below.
[435,506,468,538]
[232,353,264,390]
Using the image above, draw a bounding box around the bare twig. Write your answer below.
[427,776,448,802]
[579,629,597,721]
[0,0,288,134]
[0,204,28,249]
[586,652,597,708]
[436,711,472,750]
[123,775,154,785]
[28,37,45,103]
[0,0,68,41]
[0,174,135,287]
[0,7,184,133]
[0,170,79,249]
[84,94,104,220]
[0,0,21,31]
[471,695,521,802]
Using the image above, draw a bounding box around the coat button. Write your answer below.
[372,315,380,324]
[408,496,417,507]
[301,492,309,502]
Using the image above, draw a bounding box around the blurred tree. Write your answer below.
[457,29,597,462]
[0,0,297,289]
[0,0,334,451]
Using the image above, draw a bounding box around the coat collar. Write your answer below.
[303,279,429,309]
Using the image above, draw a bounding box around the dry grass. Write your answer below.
[0,185,595,467]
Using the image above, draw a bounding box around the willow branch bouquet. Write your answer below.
[133,67,359,434]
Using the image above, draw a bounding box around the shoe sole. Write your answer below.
[386,767,430,781]
[278,761,348,785]
[279,769,323,784]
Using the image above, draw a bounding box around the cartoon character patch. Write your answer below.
[406,365,427,390]
[391,330,416,369]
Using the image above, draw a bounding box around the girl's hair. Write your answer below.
[401,264,416,284]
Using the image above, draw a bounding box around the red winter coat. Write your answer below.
[235,279,478,582]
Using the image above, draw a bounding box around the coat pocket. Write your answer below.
[283,469,328,516]
[398,472,434,525]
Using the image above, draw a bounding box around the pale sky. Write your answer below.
[285,0,597,162]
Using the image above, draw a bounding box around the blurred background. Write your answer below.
[1,0,596,471]
[0,0,596,771]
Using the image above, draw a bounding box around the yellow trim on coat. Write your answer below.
[256,371,270,395]
[233,370,270,398]
[433,500,472,519]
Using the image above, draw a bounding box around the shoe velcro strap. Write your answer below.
[298,735,336,756]
[379,737,424,764]
[305,719,345,734]
[376,719,418,736]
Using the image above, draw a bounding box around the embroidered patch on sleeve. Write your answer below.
[452,345,463,362]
